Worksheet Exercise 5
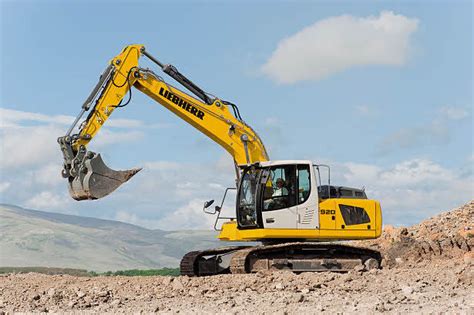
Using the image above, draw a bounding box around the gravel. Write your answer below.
[1,200,472,314]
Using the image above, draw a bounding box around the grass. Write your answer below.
[101,268,180,276]
[0,266,92,276]
[0,266,180,277]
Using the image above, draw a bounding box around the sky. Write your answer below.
[0,0,472,230]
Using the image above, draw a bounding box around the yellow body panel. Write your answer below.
[218,198,382,242]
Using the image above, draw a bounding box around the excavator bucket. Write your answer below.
[68,153,141,201]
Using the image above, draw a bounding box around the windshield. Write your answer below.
[237,168,260,227]
[262,165,296,211]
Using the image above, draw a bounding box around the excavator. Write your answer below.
[58,45,383,276]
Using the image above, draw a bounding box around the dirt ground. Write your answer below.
[1,201,472,314]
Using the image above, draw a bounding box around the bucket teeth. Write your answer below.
[68,153,141,201]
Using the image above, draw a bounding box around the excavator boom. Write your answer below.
[58,45,268,200]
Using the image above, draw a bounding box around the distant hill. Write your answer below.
[0,204,224,272]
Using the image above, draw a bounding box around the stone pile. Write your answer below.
[0,200,472,314]
[358,200,473,267]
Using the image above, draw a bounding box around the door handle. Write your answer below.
[266,218,275,223]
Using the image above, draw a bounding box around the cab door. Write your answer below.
[261,165,297,229]
[296,164,319,229]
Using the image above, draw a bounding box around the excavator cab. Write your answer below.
[212,160,381,243]
[236,161,319,230]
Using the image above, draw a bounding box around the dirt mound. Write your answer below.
[358,200,473,267]
[0,201,472,314]
[1,262,472,314]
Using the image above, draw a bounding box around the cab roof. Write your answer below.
[239,160,314,168]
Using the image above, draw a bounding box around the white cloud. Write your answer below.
[144,161,182,171]
[354,105,375,116]
[2,108,471,231]
[336,158,472,225]
[32,164,65,187]
[0,124,64,169]
[0,182,11,193]
[0,108,148,170]
[264,117,280,127]
[377,121,449,154]
[24,191,72,210]
[3,137,472,231]
[0,108,73,127]
[0,107,153,218]
[115,198,217,230]
[93,155,237,230]
[111,154,472,230]
[377,105,471,155]
[114,210,164,229]
[262,11,418,83]
[439,105,470,120]
[0,107,149,129]
[154,199,217,230]
[92,128,144,148]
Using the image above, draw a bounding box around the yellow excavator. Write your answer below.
[58,45,382,276]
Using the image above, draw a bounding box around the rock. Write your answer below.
[463,252,473,265]
[292,293,304,303]
[401,286,414,296]
[275,283,284,290]
[420,241,432,254]
[301,288,310,294]
[47,288,56,297]
[368,268,379,275]
[395,257,404,264]
[76,291,86,298]
[111,299,121,306]
[172,279,184,291]
[364,258,380,270]
[31,294,40,301]
[429,240,442,255]
[162,277,172,286]
[439,238,454,251]
[458,226,473,239]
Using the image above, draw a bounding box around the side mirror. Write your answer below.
[204,199,214,209]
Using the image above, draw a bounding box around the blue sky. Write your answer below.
[0,1,472,230]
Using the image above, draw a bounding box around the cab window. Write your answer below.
[237,168,260,227]
[297,165,311,204]
[262,165,296,211]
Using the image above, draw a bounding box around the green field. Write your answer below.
[0,266,180,277]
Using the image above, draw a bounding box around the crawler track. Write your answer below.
[180,246,250,276]
[181,242,382,276]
